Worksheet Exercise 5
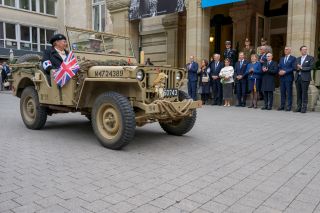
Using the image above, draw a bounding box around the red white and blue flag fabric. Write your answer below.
[53,51,80,87]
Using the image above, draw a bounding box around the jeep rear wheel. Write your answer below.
[92,92,136,150]
[20,86,47,129]
[159,91,197,136]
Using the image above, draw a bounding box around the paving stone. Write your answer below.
[108,201,137,213]
[200,201,228,212]
[149,196,176,209]
[132,204,162,213]
[0,200,21,211]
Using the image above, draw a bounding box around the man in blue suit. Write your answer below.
[209,54,224,105]
[234,52,249,107]
[187,56,199,100]
[278,47,296,111]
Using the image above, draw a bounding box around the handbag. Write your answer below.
[3,80,10,87]
[202,76,209,83]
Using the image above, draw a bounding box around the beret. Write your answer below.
[49,34,67,45]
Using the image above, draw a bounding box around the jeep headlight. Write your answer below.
[136,70,145,81]
[176,72,182,81]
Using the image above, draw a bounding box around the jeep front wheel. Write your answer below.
[159,91,197,136]
[20,86,47,129]
[91,92,136,150]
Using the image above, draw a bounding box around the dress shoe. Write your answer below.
[267,107,272,110]
[285,107,291,111]
[241,103,246,107]
[212,102,217,106]
[294,108,301,112]
[235,104,242,107]
[277,107,284,111]
[261,107,267,110]
[301,109,307,113]
[248,105,253,108]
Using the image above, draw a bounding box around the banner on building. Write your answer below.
[201,0,244,8]
[129,0,185,20]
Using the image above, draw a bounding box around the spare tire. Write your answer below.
[17,54,42,64]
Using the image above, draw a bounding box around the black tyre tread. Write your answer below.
[91,92,136,150]
[159,91,197,136]
[20,86,47,130]
[17,54,42,64]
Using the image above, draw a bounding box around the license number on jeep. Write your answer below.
[94,70,123,78]
[163,89,178,98]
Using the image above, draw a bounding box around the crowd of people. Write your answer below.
[0,62,11,91]
[187,38,315,113]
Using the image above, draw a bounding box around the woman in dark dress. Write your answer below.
[198,59,210,105]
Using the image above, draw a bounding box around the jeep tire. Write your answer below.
[91,92,136,150]
[159,91,197,136]
[20,86,47,130]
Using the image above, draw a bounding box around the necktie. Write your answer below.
[240,60,243,68]
[215,62,218,69]
[284,56,288,64]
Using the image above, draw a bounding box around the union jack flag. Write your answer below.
[53,51,80,87]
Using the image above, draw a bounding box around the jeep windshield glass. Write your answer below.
[67,29,134,57]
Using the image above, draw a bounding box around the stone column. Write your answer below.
[287,0,319,110]
[287,0,318,56]
[106,0,139,61]
[185,0,210,64]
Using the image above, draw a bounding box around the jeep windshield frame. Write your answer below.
[65,26,135,58]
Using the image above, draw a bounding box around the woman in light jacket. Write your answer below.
[219,58,234,107]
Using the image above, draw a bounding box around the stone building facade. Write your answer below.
[107,0,320,110]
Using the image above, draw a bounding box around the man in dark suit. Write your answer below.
[261,53,278,110]
[278,46,296,111]
[294,46,315,113]
[186,56,199,100]
[234,52,249,107]
[209,54,224,105]
[223,41,236,66]
[42,34,69,85]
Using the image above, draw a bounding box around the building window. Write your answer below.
[92,0,105,32]
[2,0,56,15]
[46,0,55,15]
[40,28,54,51]
[19,0,30,10]
[0,21,56,52]
[0,22,4,48]
[20,25,31,50]
[31,0,36,11]
[4,0,15,7]
[5,23,18,49]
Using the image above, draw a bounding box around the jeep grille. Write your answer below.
[161,70,176,89]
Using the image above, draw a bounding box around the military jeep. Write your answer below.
[10,27,202,150]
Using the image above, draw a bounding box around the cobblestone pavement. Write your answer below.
[1,92,320,213]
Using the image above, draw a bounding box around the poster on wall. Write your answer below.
[201,0,244,8]
[129,0,185,20]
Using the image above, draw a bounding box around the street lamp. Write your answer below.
[209,36,214,43]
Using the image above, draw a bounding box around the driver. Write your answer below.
[42,34,69,85]
[87,34,103,52]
